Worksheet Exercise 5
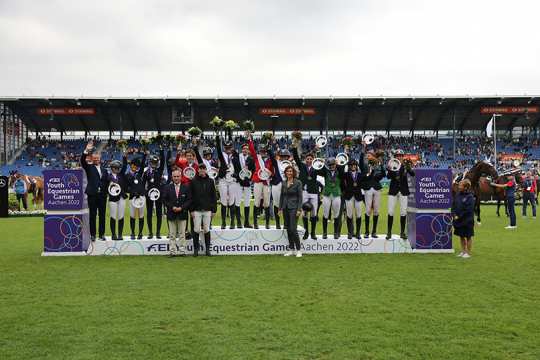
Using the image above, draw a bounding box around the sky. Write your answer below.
[1,0,539,97]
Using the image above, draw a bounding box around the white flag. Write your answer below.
[486,116,494,138]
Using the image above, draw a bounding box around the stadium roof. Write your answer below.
[2,95,539,134]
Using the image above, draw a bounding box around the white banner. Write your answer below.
[82,228,413,256]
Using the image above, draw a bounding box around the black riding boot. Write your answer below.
[371,215,378,238]
[274,206,281,229]
[386,215,393,240]
[364,215,370,238]
[253,206,259,229]
[147,212,153,239]
[322,218,328,239]
[302,217,309,239]
[118,218,124,240]
[235,206,242,228]
[334,217,341,239]
[346,217,354,239]
[265,207,271,229]
[138,218,144,239]
[310,217,318,240]
[355,217,362,239]
[110,218,117,240]
[186,217,193,240]
[156,212,162,239]
[244,206,252,228]
[192,232,199,257]
[400,215,407,239]
[130,217,136,239]
[204,232,212,256]
[221,204,227,229]
[229,205,236,229]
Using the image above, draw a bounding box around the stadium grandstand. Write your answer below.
[1,96,539,176]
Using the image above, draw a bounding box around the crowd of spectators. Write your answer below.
[5,133,540,175]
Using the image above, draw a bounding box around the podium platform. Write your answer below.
[42,226,418,256]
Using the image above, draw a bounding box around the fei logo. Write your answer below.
[147,243,169,252]
[0,178,6,187]
[62,173,80,188]
[433,172,450,188]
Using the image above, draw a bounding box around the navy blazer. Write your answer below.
[162,182,192,221]
[452,192,475,228]
[80,152,108,196]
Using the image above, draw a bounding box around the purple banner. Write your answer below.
[44,214,90,252]
[407,212,453,250]
[413,169,452,209]
[44,170,85,211]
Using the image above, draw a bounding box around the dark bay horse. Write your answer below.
[452,161,498,225]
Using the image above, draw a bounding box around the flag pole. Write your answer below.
[493,114,499,170]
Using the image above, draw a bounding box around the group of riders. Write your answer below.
[76,131,417,255]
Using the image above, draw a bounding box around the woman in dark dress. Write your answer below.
[452,179,475,258]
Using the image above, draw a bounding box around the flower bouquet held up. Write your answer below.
[117,139,128,152]
[223,119,238,140]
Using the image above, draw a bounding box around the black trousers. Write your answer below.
[283,208,301,250]
[88,194,107,237]
[146,196,163,233]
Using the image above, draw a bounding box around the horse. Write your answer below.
[8,171,44,209]
[452,161,498,225]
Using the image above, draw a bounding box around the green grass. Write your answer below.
[1,194,539,359]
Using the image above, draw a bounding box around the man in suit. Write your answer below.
[162,169,192,256]
[81,140,108,241]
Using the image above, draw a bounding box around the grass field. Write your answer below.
[1,194,539,360]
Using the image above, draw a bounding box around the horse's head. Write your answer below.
[472,161,498,181]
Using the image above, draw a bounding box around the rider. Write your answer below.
[143,148,165,239]
[126,153,147,239]
[107,154,128,240]
[386,150,415,240]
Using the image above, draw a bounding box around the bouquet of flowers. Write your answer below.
[187,127,202,137]
[341,136,354,147]
[261,131,274,144]
[140,137,151,150]
[150,134,164,145]
[164,134,175,146]
[210,116,224,130]
[223,120,238,130]
[291,130,302,141]
[117,139,128,151]
[242,120,255,132]
[175,133,187,145]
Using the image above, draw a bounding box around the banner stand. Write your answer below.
[42,170,90,255]
[407,169,454,253]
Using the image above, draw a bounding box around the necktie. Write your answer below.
[175,185,179,197]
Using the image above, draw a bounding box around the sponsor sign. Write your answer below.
[480,106,539,115]
[259,108,316,116]
[37,108,96,115]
